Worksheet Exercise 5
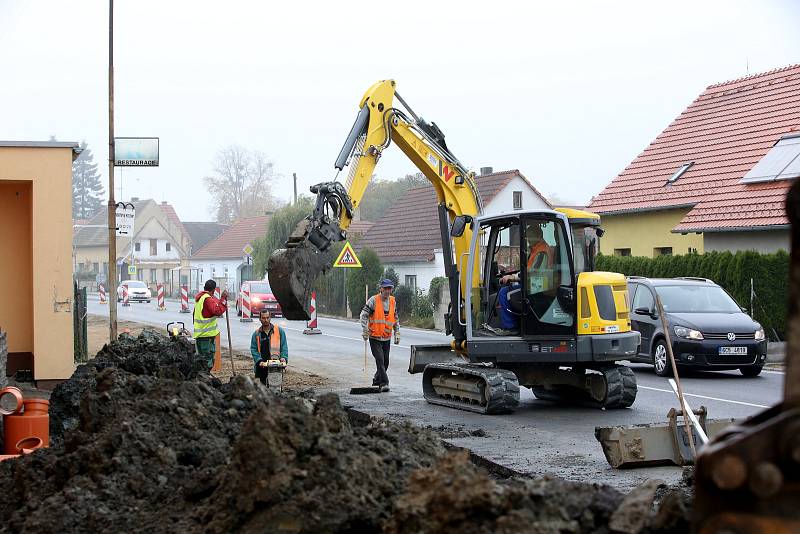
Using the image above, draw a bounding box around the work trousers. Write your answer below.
[369,338,391,387]
[196,336,216,370]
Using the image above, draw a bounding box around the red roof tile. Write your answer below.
[359,170,540,262]
[191,216,270,259]
[588,64,800,231]
[159,202,188,238]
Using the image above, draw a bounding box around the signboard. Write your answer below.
[333,241,362,268]
[114,137,159,166]
[128,265,137,275]
[242,243,254,255]
[115,203,136,236]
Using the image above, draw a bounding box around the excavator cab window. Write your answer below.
[519,218,575,336]
[473,219,520,336]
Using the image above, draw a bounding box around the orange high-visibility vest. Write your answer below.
[255,325,282,358]
[527,241,553,270]
[368,295,396,339]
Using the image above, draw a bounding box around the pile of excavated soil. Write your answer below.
[0,331,691,533]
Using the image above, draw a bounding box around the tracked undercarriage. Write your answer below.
[422,364,520,414]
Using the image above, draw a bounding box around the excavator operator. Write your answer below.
[496,224,554,334]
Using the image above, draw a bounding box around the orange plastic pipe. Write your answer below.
[3,398,49,455]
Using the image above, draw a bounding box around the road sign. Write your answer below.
[116,203,135,236]
[114,137,159,166]
[242,243,254,256]
[333,241,362,268]
[128,265,137,276]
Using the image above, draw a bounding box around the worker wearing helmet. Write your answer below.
[360,279,400,392]
[193,279,229,369]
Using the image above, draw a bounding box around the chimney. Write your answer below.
[480,167,493,176]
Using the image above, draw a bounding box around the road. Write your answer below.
[88,295,784,491]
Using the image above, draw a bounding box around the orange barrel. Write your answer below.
[3,398,49,455]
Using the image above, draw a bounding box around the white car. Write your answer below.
[117,280,152,303]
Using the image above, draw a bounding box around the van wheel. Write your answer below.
[740,366,763,377]
[653,340,672,377]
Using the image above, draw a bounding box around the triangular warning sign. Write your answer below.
[333,241,362,268]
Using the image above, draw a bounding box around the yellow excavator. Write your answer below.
[269,79,640,413]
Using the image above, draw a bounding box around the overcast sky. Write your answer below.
[2,0,799,221]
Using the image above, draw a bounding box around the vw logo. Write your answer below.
[727,332,736,341]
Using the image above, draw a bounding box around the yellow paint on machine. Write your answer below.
[576,271,632,336]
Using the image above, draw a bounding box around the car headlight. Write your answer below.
[754,328,765,341]
[674,326,704,340]
[251,296,261,304]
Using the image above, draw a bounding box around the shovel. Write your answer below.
[350,338,381,394]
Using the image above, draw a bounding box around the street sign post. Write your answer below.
[333,242,362,268]
[115,203,135,237]
[128,265,137,276]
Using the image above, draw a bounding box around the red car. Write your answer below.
[236,281,282,317]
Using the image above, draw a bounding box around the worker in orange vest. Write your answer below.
[360,279,400,392]
[250,309,288,385]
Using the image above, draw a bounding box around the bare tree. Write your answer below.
[204,146,277,223]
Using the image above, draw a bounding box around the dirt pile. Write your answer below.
[0,331,691,533]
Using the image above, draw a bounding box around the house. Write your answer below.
[190,216,270,292]
[588,64,800,257]
[358,168,551,293]
[183,222,229,254]
[1,140,80,384]
[73,198,192,291]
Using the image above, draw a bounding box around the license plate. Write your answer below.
[719,346,747,355]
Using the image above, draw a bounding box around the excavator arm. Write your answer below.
[269,80,482,341]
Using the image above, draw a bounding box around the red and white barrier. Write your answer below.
[157,283,166,310]
[214,287,221,300]
[303,291,322,335]
[122,284,130,307]
[180,285,190,313]
[240,287,252,322]
[99,284,107,304]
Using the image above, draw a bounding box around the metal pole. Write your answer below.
[106,0,118,342]
[293,172,297,205]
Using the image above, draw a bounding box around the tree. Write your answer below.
[72,140,104,219]
[252,196,314,278]
[204,145,277,224]
[346,247,383,317]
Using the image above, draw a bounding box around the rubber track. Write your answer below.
[530,365,637,409]
[423,364,520,414]
[602,365,637,409]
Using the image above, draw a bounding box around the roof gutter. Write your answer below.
[591,203,697,216]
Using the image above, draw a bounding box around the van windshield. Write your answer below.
[248,283,271,294]
[655,285,741,313]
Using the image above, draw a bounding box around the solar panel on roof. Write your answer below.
[741,133,800,184]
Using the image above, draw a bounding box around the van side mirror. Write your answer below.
[634,306,654,317]
[740,306,748,314]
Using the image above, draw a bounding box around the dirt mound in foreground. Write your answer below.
[0,331,690,533]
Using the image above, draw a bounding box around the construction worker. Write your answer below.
[496,224,554,334]
[193,279,229,370]
[360,279,400,392]
[250,309,288,385]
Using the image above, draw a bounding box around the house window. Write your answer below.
[150,239,158,255]
[166,242,171,252]
[163,269,170,283]
[654,247,673,257]
[210,264,215,276]
[150,269,157,282]
[92,262,99,273]
[513,191,523,210]
[741,132,800,183]
[134,242,141,252]
[102,262,108,274]
[223,266,229,280]
[614,248,631,257]
[405,275,417,291]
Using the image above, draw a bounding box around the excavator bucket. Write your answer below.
[268,220,336,321]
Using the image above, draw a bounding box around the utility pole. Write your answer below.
[293,172,297,205]
[107,0,118,342]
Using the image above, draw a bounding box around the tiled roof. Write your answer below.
[158,202,188,239]
[347,220,374,237]
[184,221,229,251]
[588,64,800,231]
[191,216,270,259]
[359,170,536,262]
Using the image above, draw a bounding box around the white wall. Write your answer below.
[190,258,246,292]
[483,176,551,215]
[385,250,446,294]
[704,230,790,254]
[133,238,182,261]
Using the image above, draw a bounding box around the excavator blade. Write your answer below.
[268,236,334,321]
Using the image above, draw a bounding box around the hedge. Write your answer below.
[596,251,789,340]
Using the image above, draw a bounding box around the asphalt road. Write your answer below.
[88,295,785,491]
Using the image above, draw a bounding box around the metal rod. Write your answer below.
[656,295,697,458]
[107,0,118,342]
[293,172,297,205]
[225,305,235,376]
